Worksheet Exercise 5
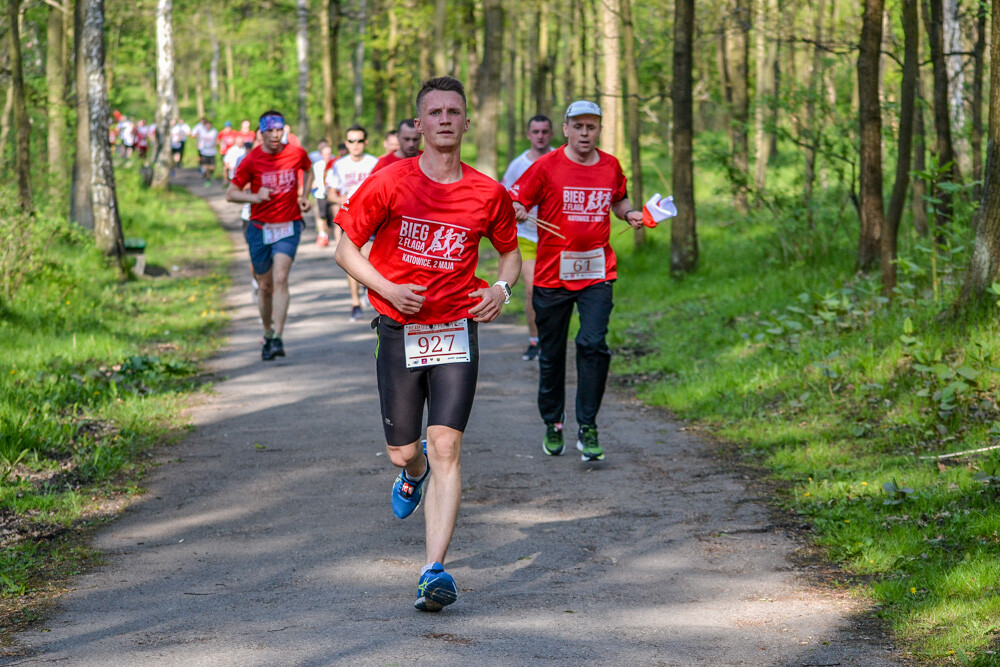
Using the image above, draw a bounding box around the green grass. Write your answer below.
[608,163,1000,664]
[0,167,230,611]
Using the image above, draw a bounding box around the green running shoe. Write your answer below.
[576,425,604,461]
[542,422,565,456]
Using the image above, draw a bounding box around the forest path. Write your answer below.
[5,169,906,666]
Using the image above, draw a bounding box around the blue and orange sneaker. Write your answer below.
[391,442,429,519]
[415,562,458,611]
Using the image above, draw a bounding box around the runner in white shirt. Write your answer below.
[169,118,191,168]
[192,118,220,184]
[327,124,379,320]
[311,140,335,247]
[500,114,554,361]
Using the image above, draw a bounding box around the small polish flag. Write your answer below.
[642,194,678,228]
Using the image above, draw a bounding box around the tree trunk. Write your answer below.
[433,0,447,75]
[912,80,930,235]
[534,0,550,116]
[943,0,970,177]
[388,3,399,125]
[883,0,918,295]
[620,0,644,248]
[475,0,502,179]
[84,0,125,260]
[955,0,1000,308]
[46,2,68,203]
[151,0,176,190]
[225,41,235,106]
[208,11,219,109]
[599,0,620,157]
[857,0,885,271]
[321,0,342,142]
[71,0,94,231]
[195,77,205,119]
[353,0,366,121]
[971,1,986,200]
[802,0,825,216]
[297,0,309,142]
[0,83,12,161]
[672,0,698,273]
[922,0,960,222]
[7,0,32,211]
[753,0,776,194]
[725,0,750,213]
[504,14,517,166]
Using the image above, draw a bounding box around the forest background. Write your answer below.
[2,0,1000,664]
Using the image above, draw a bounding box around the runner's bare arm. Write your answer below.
[611,199,643,229]
[226,182,270,203]
[299,170,313,213]
[468,248,521,323]
[334,235,427,315]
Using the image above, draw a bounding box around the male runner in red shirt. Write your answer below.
[371,118,423,173]
[335,76,520,612]
[226,110,313,361]
[510,100,643,462]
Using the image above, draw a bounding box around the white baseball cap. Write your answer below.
[564,100,602,120]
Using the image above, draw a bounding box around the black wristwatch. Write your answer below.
[494,280,512,304]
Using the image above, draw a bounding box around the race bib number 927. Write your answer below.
[403,319,471,368]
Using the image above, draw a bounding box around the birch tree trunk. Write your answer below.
[620,0,644,248]
[71,0,94,231]
[943,0,970,177]
[912,81,930,235]
[753,0,776,193]
[0,84,12,162]
[151,0,176,190]
[955,0,1000,308]
[353,0,366,121]
[802,0,825,216]
[386,3,397,128]
[297,0,309,141]
[672,0,698,273]
[46,2,68,202]
[857,0,885,271]
[84,0,125,260]
[7,0,32,211]
[475,0,502,179]
[883,0,918,295]
[225,42,234,105]
[599,0,620,157]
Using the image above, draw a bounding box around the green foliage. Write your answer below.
[610,159,1000,662]
[0,166,229,602]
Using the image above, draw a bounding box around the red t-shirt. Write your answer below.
[336,160,518,325]
[237,130,256,147]
[510,146,627,290]
[218,128,239,155]
[372,151,423,173]
[231,144,312,224]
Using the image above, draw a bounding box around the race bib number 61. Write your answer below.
[560,248,606,281]
[403,319,471,368]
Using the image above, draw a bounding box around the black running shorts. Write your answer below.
[374,316,479,447]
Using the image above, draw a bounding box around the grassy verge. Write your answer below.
[0,168,230,641]
[608,177,999,664]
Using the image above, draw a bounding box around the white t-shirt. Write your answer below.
[224,145,247,174]
[311,158,329,199]
[326,154,379,199]
[501,147,553,243]
[194,127,219,156]
[169,123,190,148]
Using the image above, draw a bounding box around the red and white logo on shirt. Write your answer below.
[261,169,298,195]
[398,216,470,271]
[563,187,613,221]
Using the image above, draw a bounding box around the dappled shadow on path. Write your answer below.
[3,169,905,666]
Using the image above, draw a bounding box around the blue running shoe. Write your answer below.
[391,450,429,519]
[415,563,458,611]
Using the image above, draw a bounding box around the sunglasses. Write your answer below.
[346,138,365,144]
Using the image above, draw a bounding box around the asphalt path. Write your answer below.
[5,170,907,666]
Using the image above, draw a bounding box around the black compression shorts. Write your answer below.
[375,315,479,447]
